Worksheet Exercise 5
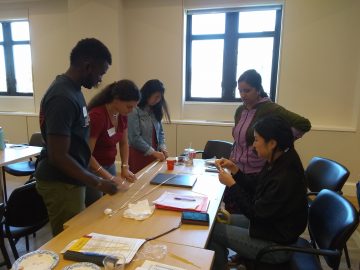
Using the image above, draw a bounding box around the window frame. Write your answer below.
[185,5,282,102]
[0,20,33,96]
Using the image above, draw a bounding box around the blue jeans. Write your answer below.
[208,215,290,270]
[85,164,116,207]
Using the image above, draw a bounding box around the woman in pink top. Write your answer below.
[226,70,311,214]
[226,69,311,266]
[86,80,140,206]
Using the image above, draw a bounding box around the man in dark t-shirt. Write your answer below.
[35,38,118,236]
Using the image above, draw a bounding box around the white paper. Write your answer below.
[66,232,146,264]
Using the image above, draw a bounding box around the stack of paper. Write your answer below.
[63,232,145,264]
[153,191,209,212]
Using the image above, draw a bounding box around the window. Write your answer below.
[185,6,282,102]
[0,20,33,96]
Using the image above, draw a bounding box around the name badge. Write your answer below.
[82,106,89,127]
[82,106,88,117]
[107,127,116,137]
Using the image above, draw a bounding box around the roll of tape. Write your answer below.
[216,208,231,224]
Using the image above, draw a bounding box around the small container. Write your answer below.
[0,127,5,151]
[166,157,176,170]
[184,148,196,166]
[103,254,126,270]
[177,155,185,165]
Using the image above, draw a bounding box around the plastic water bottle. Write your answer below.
[0,126,5,150]
[184,148,196,166]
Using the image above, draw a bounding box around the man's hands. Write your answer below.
[97,178,118,195]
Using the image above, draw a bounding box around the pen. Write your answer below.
[174,197,196,201]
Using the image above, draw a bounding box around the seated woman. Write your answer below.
[208,116,308,270]
[86,80,140,206]
[128,79,171,173]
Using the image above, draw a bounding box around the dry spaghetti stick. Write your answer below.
[128,160,161,188]
[120,162,162,204]
[109,174,178,217]
[109,161,167,216]
[130,174,178,204]
[169,253,201,269]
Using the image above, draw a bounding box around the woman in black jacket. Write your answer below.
[208,116,308,270]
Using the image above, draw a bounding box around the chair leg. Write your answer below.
[0,236,11,268]
[7,237,19,259]
[25,235,29,251]
[1,169,7,203]
[308,228,317,248]
[343,244,351,268]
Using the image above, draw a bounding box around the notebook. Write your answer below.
[150,173,197,188]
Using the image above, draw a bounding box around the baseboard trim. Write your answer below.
[343,182,357,197]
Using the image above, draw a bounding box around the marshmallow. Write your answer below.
[104,208,113,215]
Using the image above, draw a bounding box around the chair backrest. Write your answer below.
[305,157,349,192]
[29,132,44,147]
[308,189,359,268]
[5,181,48,227]
[202,140,233,159]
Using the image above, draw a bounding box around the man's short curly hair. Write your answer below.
[70,38,112,66]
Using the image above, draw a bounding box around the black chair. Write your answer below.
[254,189,359,270]
[0,203,11,268]
[2,180,49,259]
[195,140,233,159]
[2,132,43,201]
[305,156,349,195]
[304,156,351,268]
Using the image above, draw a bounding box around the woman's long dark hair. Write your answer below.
[253,116,294,151]
[88,80,140,110]
[238,69,268,98]
[138,79,171,123]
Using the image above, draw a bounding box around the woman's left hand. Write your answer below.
[121,168,137,182]
[162,149,169,159]
[218,170,236,187]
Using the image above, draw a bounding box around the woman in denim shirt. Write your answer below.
[128,79,171,173]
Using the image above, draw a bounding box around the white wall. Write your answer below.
[0,0,360,196]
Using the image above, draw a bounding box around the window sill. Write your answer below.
[0,95,35,113]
